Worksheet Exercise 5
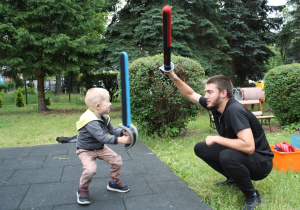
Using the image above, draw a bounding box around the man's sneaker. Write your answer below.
[77,187,91,205]
[107,179,130,193]
[242,190,262,210]
[215,178,235,187]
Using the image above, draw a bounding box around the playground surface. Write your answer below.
[0,139,211,210]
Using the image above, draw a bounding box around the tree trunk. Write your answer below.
[37,68,49,111]
[72,80,78,94]
[55,71,62,95]
[229,38,236,86]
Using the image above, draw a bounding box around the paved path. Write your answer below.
[0,140,211,210]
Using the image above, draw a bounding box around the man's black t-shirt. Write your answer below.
[199,96,273,160]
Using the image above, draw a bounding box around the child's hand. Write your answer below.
[122,130,129,136]
[118,135,131,144]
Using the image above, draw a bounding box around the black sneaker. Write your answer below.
[215,178,235,187]
[77,187,91,205]
[107,179,130,193]
[56,135,77,143]
[242,190,262,210]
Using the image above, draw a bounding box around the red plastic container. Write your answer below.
[270,144,300,172]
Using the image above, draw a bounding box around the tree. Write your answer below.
[55,72,63,95]
[101,0,230,77]
[0,0,106,111]
[277,0,300,63]
[264,45,284,71]
[218,0,284,85]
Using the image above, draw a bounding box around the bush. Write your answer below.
[22,87,36,95]
[130,54,205,137]
[0,81,15,92]
[16,87,25,107]
[0,95,3,108]
[264,63,300,125]
[0,83,7,93]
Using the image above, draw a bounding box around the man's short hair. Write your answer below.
[206,75,233,98]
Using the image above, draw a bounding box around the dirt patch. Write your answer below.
[262,122,282,134]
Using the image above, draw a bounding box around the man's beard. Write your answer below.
[207,95,221,110]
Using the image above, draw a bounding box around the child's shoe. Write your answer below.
[107,179,130,193]
[77,187,91,205]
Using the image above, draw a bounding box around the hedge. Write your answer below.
[129,54,205,137]
[264,63,300,125]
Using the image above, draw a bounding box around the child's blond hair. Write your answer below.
[85,88,108,111]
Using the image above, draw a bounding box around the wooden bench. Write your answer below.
[208,100,275,132]
[238,99,275,132]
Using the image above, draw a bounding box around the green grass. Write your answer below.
[0,93,121,148]
[0,98,299,209]
[144,114,300,209]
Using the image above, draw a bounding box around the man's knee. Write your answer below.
[194,142,206,158]
[219,149,240,168]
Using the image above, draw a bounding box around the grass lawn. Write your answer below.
[0,96,299,209]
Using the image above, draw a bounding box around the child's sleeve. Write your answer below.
[85,121,118,144]
[107,122,123,137]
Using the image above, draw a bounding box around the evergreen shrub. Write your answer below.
[130,54,205,137]
[16,87,25,107]
[45,97,51,106]
[264,63,300,125]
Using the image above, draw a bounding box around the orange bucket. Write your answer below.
[270,144,300,172]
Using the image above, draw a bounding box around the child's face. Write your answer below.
[99,91,111,114]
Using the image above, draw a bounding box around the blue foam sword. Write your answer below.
[119,52,138,148]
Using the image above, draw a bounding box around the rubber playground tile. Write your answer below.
[116,159,148,176]
[0,146,32,159]
[42,153,80,168]
[0,169,14,186]
[18,181,77,209]
[28,144,69,157]
[7,167,63,186]
[61,165,83,182]
[159,180,212,210]
[124,193,175,210]
[53,198,125,210]
[0,185,30,210]
[0,156,46,171]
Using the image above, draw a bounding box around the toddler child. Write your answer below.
[76,88,131,204]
